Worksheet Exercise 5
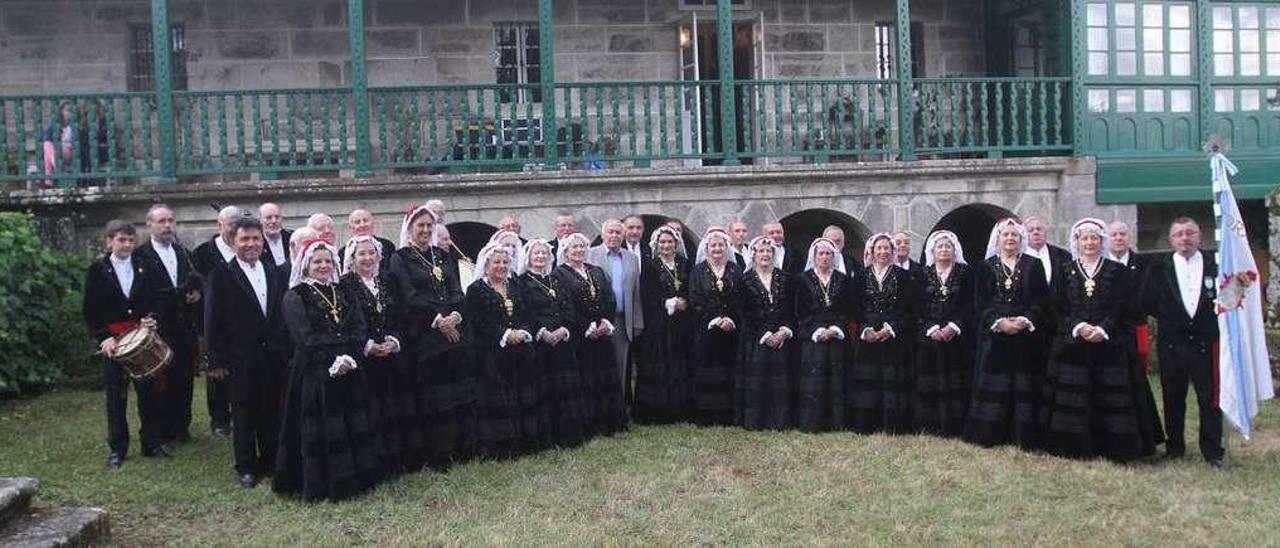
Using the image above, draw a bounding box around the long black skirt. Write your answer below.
[633,313,693,424]
[913,338,972,437]
[537,339,592,448]
[964,331,1043,450]
[847,337,913,434]
[363,352,421,474]
[476,344,540,459]
[796,338,846,432]
[576,336,624,436]
[412,346,477,469]
[736,336,791,430]
[273,360,384,502]
[1040,338,1159,462]
[691,328,737,426]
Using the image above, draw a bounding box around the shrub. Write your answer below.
[0,212,91,398]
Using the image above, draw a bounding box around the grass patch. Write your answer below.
[1,378,1278,544]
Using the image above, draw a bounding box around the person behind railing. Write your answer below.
[40,101,74,188]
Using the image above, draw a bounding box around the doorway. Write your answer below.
[678,13,762,164]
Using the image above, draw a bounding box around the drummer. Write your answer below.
[82,219,168,469]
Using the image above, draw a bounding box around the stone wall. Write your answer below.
[0,0,986,94]
[4,157,1131,260]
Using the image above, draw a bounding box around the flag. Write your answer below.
[1211,152,1274,440]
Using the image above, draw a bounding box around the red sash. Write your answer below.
[107,320,139,336]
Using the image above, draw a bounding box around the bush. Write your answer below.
[0,212,91,398]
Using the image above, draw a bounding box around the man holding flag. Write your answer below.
[1209,151,1274,449]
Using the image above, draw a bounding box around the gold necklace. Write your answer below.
[934,265,951,297]
[493,281,515,317]
[999,256,1018,291]
[710,262,725,292]
[310,283,342,324]
[1076,258,1101,298]
[526,272,556,298]
[661,258,681,291]
[572,264,596,299]
[816,271,832,307]
[411,245,444,282]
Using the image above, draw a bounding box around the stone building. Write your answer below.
[0,0,1275,269]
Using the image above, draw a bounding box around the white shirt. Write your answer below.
[1108,250,1131,265]
[151,238,179,287]
[237,258,269,316]
[773,243,786,268]
[895,258,911,270]
[360,274,379,297]
[1173,251,1203,317]
[215,236,236,264]
[110,255,134,297]
[265,234,286,267]
[1026,245,1053,284]
[626,240,644,270]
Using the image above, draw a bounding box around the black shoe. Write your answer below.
[142,445,174,459]
[106,453,125,470]
[1208,457,1227,470]
[212,426,231,438]
[239,473,257,489]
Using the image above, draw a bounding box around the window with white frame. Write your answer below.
[494,22,541,103]
[1085,1,1193,77]
[874,22,924,79]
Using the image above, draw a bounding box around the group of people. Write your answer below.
[83,200,1226,503]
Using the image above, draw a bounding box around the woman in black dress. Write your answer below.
[737,236,794,430]
[793,237,852,432]
[340,235,418,474]
[466,243,539,458]
[912,230,975,437]
[389,205,475,469]
[553,232,624,437]
[847,233,915,434]
[517,238,591,448]
[1040,218,1159,462]
[688,228,742,426]
[635,225,693,424]
[274,240,384,501]
[964,218,1049,450]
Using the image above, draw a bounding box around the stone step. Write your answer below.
[0,507,110,547]
[0,478,40,528]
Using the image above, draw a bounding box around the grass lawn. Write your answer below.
[1,377,1278,544]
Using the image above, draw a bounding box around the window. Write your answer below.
[874,22,924,79]
[1213,4,1280,77]
[1085,1,1192,77]
[1084,86,1195,112]
[494,22,541,103]
[1013,22,1045,76]
[128,23,188,91]
[679,0,750,8]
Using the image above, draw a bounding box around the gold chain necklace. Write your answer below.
[998,256,1019,291]
[710,262,725,292]
[1076,258,1101,298]
[661,258,681,291]
[493,281,515,317]
[310,283,342,324]
[816,271,832,307]
[572,264,596,299]
[411,245,444,282]
[526,272,556,299]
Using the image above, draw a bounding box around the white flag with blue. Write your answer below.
[1211,153,1274,440]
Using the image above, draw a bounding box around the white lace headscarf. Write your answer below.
[861,233,892,268]
[342,234,382,277]
[488,230,525,275]
[648,225,684,263]
[695,227,733,265]
[805,237,842,273]
[518,238,553,276]
[747,235,776,271]
[289,239,340,289]
[1069,217,1107,259]
[475,242,513,286]
[985,217,1029,259]
[398,204,438,249]
[924,230,967,266]
[556,232,591,266]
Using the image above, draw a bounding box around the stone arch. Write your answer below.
[929,203,1015,264]
[779,208,873,259]
[447,221,499,262]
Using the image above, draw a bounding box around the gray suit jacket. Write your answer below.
[588,244,644,341]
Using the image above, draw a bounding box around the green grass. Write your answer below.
[1,378,1278,544]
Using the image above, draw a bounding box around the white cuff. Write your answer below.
[861,327,876,339]
[431,313,444,329]
[363,339,377,356]
[925,324,941,337]
[1096,327,1109,340]
[1071,322,1089,339]
[499,328,515,348]
[599,319,616,335]
[759,331,773,345]
[585,321,597,338]
[385,335,401,353]
[777,326,793,339]
[665,297,679,316]
[708,317,722,330]
[328,355,357,378]
[829,326,846,340]
[1016,316,1036,332]
[811,328,827,342]
[559,327,572,342]
[537,327,551,342]
[946,322,961,336]
[450,311,462,324]
[989,320,1002,332]
[878,324,893,339]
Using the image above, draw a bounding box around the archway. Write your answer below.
[779,208,873,262]
[929,203,1014,265]
[447,221,499,262]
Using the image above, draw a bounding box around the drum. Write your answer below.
[114,327,173,380]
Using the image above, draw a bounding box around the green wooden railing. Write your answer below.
[0,77,1076,185]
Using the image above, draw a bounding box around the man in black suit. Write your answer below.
[338,208,394,271]
[135,204,203,444]
[1108,220,1153,372]
[259,202,292,270]
[204,216,290,488]
[1023,217,1072,293]
[730,221,750,270]
[822,225,855,273]
[1144,217,1223,467]
[83,220,168,469]
[892,231,926,281]
[622,214,651,270]
[191,205,241,437]
[763,222,801,274]
[548,212,578,264]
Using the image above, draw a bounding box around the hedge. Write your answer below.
[0,212,93,398]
